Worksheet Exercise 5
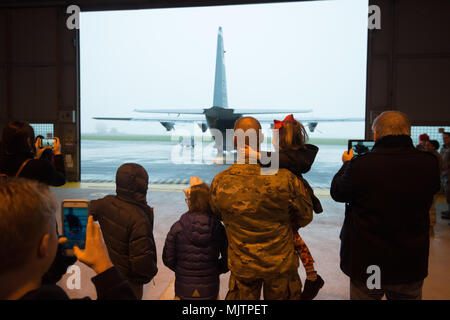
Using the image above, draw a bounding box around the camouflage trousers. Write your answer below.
[225,271,302,300]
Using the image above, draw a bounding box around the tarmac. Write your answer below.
[51,183,450,300]
[80,140,344,189]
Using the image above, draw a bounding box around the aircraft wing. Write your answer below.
[133,108,205,114]
[133,108,315,115]
[257,117,365,123]
[256,117,364,132]
[93,116,205,123]
[235,108,313,114]
[92,116,207,132]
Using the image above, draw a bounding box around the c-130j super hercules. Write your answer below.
[94,27,363,151]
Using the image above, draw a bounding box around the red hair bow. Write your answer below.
[274,114,296,130]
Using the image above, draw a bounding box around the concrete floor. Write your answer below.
[52,185,450,300]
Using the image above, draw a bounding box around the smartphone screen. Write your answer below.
[62,202,89,252]
[41,138,54,148]
[348,140,375,157]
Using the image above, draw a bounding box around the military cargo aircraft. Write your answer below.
[94,27,363,149]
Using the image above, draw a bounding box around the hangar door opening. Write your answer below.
[79,0,369,187]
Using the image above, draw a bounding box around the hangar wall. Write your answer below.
[0,7,80,181]
[366,0,450,137]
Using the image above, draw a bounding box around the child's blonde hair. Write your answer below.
[187,183,212,215]
[278,120,309,151]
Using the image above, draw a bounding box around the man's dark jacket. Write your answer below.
[90,163,158,285]
[331,135,440,285]
[163,211,228,300]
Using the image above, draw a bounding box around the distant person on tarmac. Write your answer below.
[89,163,158,299]
[163,177,228,300]
[210,117,313,300]
[331,111,440,300]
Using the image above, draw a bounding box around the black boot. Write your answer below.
[301,274,324,300]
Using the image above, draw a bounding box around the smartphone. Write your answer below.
[348,139,375,157]
[62,200,89,256]
[40,138,54,148]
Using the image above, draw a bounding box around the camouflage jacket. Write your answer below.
[210,164,313,279]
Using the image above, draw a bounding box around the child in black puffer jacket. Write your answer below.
[163,179,228,300]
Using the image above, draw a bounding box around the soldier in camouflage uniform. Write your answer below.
[210,117,313,300]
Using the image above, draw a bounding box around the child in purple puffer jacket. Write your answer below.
[163,179,228,300]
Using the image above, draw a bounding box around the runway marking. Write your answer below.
[63,179,331,196]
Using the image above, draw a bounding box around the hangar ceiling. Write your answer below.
[0,0,321,11]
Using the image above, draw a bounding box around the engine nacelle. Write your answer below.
[307,122,318,132]
[160,121,175,131]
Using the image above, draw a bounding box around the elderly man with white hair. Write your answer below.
[331,111,441,300]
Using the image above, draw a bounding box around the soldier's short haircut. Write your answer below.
[234,116,262,132]
[234,117,263,150]
[0,179,57,273]
[371,111,411,139]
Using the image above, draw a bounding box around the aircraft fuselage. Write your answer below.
[204,106,242,150]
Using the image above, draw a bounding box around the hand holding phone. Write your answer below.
[39,138,54,148]
[34,138,49,159]
[62,200,89,256]
[342,148,354,163]
[348,140,375,157]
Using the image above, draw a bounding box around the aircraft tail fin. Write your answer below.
[213,26,228,108]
